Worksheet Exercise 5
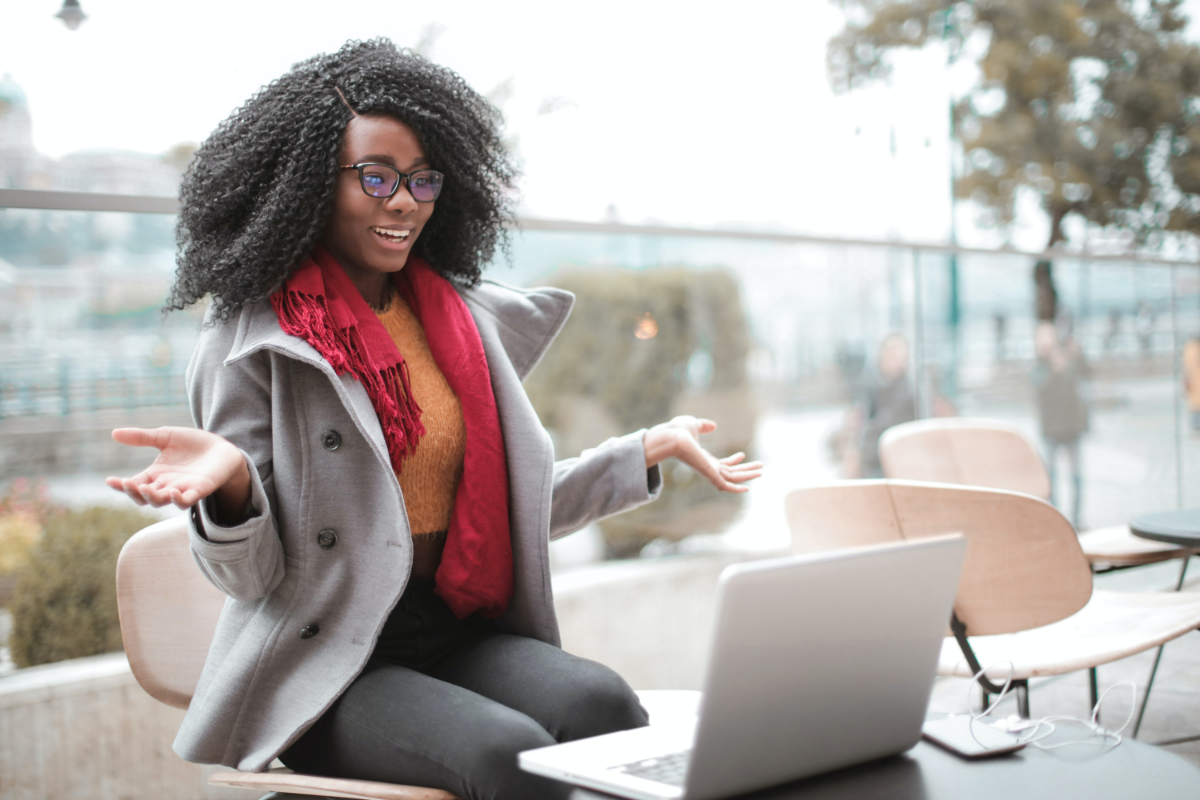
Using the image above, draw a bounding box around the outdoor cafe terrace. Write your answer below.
[2,186,1200,797]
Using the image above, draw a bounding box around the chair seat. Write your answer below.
[209,768,462,800]
[1078,525,1195,570]
[939,589,1200,680]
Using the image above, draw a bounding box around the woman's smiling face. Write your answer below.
[322,114,435,298]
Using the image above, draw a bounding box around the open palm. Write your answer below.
[644,416,763,493]
[105,426,245,509]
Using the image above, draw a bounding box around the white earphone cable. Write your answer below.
[958,662,1135,751]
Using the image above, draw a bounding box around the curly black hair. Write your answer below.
[167,38,517,319]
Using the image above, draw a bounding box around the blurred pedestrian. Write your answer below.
[1104,307,1122,353]
[1184,336,1200,433]
[1033,322,1090,527]
[993,312,1008,362]
[858,333,916,478]
[1136,302,1156,357]
[1034,261,1057,323]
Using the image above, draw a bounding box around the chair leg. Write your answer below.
[1089,667,1100,721]
[1015,680,1030,719]
[1175,556,1191,592]
[1132,557,1193,738]
[1133,644,1167,738]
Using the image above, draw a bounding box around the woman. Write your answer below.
[106,39,760,800]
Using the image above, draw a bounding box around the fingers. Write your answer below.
[717,454,764,475]
[653,423,764,494]
[111,427,171,449]
[668,416,717,436]
[107,476,149,506]
[170,487,194,509]
[720,465,763,485]
[106,473,203,509]
[141,483,180,508]
[681,446,763,493]
[711,469,750,493]
[130,477,170,507]
[711,461,762,492]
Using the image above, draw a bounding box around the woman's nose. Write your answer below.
[383,180,419,213]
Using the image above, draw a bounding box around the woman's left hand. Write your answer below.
[643,416,763,493]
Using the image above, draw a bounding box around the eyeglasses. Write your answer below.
[338,163,444,202]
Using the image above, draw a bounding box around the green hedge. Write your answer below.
[527,266,755,558]
[8,506,157,668]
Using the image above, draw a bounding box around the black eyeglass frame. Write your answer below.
[338,163,444,202]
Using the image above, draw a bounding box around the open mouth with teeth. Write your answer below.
[372,227,411,243]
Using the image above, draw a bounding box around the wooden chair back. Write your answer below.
[785,480,1093,636]
[878,418,1051,501]
[115,516,226,709]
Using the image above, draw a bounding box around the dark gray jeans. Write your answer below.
[280,579,649,800]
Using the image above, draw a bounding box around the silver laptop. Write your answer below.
[520,535,966,800]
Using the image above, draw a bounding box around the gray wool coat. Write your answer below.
[173,278,662,771]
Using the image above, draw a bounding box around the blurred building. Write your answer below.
[0,74,53,190]
[0,74,182,194]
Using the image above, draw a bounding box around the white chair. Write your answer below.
[878,417,1195,574]
[785,480,1200,724]
[116,516,465,800]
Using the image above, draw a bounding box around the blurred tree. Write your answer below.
[526,266,755,558]
[9,506,156,667]
[413,22,446,60]
[161,142,198,175]
[829,0,1200,256]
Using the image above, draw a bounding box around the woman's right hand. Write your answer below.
[106,426,251,517]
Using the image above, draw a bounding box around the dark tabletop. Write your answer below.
[567,733,1200,800]
[1130,509,1200,547]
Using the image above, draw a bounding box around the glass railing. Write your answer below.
[1,187,1198,667]
[497,224,1199,560]
[0,195,195,421]
[1,189,1196,530]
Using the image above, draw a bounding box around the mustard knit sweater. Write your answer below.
[375,293,467,537]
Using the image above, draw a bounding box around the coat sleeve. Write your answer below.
[184,322,286,602]
[548,430,663,540]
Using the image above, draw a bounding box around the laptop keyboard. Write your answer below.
[611,750,691,787]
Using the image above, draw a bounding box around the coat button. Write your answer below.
[317,529,338,549]
[321,430,342,451]
[299,624,320,639]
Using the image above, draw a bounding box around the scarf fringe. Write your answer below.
[271,288,425,473]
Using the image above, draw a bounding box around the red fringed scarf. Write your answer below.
[271,245,513,619]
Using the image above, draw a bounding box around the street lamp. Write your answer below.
[55,0,86,30]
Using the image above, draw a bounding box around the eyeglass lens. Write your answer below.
[360,164,443,202]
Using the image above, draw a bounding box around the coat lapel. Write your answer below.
[456,279,575,381]
[224,301,389,461]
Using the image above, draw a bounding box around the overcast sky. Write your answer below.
[6,0,1192,251]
